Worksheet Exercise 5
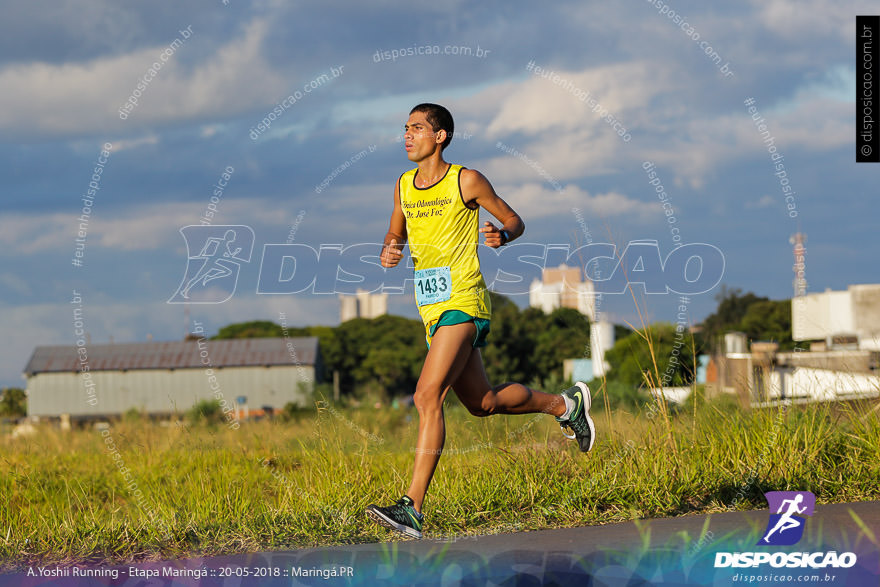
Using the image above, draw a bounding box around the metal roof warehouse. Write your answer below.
[23,337,320,419]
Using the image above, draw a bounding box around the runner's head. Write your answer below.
[409,103,454,151]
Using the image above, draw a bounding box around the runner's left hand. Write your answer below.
[480,221,505,248]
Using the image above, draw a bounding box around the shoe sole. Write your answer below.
[574,381,596,453]
[582,413,596,452]
[366,507,423,539]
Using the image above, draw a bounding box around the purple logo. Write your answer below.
[759,491,815,546]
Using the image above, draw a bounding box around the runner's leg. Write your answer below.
[405,321,477,512]
[451,348,566,417]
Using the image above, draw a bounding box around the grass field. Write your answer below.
[1,391,879,570]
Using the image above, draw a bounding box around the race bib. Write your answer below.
[414,266,452,306]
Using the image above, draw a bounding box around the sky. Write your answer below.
[1,0,876,388]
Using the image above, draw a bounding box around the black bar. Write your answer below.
[856,15,880,162]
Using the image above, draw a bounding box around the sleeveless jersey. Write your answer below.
[398,164,491,327]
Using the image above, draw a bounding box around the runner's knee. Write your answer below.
[413,382,443,413]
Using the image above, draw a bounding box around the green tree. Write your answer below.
[482,293,592,387]
[307,325,341,383]
[532,307,590,382]
[210,315,426,398]
[212,320,288,339]
[739,299,793,349]
[698,286,796,351]
[604,323,697,388]
[212,319,335,381]
[337,314,426,397]
[209,298,601,399]
[0,387,26,418]
[698,286,769,351]
[614,324,634,342]
[482,293,537,383]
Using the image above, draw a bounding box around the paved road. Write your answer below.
[254,500,879,586]
[5,501,879,586]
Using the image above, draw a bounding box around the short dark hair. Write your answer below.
[410,103,454,151]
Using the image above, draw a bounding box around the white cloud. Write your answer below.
[0,18,288,136]
[110,134,159,151]
[0,301,73,387]
[494,182,653,224]
[0,212,72,255]
[746,195,776,209]
[0,273,32,297]
[200,125,221,138]
[0,198,302,256]
[751,0,854,42]
[732,93,852,162]
[486,61,670,138]
[178,295,341,336]
[478,127,628,184]
[457,60,717,185]
[634,87,852,189]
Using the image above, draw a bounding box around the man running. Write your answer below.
[365,103,595,539]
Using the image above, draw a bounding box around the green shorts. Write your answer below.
[426,310,491,349]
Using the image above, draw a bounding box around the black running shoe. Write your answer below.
[366,495,424,539]
[556,381,596,452]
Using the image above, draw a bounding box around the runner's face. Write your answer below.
[404,111,442,162]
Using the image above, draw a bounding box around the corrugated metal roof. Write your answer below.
[23,337,319,375]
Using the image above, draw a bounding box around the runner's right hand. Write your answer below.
[381,238,403,268]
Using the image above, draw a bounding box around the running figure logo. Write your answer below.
[758,491,816,546]
[168,225,254,304]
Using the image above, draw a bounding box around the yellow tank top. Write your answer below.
[399,164,491,327]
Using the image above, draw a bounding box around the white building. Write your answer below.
[23,337,320,419]
[711,284,880,407]
[792,284,880,350]
[340,288,388,322]
[589,320,614,378]
[529,264,595,320]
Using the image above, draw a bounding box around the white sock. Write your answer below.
[560,394,575,420]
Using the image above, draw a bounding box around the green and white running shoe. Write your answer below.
[366,495,424,539]
[556,381,596,452]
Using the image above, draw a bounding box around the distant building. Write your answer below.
[23,337,320,420]
[792,284,880,351]
[711,339,879,407]
[790,232,807,299]
[529,264,595,320]
[563,358,593,384]
[709,285,880,407]
[589,320,614,378]
[340,288,388,322]
[558,322,616,383]
[533,265,608,381]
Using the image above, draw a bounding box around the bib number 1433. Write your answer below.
[414,266,451,306]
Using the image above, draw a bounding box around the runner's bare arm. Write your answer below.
[461,168,524,248]
[381,179,407,267]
